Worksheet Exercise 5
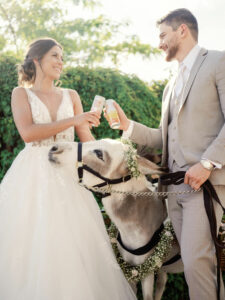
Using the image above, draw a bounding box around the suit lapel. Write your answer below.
[178,48,208,113]
[162,76,176,129]
[161,76,176,161]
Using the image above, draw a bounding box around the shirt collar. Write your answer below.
[180,44,201,72]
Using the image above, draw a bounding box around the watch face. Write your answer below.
[201,160,213,170]
[207,162,212,168]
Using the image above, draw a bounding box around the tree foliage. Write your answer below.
[0,0,159,65]
[70,0,101,8]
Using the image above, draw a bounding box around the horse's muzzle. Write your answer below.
[48,145,63,164]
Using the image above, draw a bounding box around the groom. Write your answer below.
[107,8,225,300]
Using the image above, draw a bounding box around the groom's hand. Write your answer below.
[103,101,131,131]
[184,162,211,190]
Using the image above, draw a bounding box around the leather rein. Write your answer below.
[160,171,225,300]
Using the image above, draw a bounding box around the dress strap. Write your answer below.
[64,88,74,110]
[23,88,33,104]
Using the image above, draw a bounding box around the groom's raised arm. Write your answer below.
[108,101,163,150]
[128,121,162,150]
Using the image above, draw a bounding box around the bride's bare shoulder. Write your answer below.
[11,86,28,98]
[11,87,29,107]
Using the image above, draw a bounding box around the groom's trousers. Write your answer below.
[167,161,225,300]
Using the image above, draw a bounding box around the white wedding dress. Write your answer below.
[0,88,136,300]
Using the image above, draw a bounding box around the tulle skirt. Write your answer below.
[0,144,136,300]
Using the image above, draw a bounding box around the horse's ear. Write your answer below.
[137,145,162,164]
[137,156,165,175]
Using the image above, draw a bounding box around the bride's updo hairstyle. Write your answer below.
[18,38,62,86]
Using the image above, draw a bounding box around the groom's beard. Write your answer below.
[166,44,179,62]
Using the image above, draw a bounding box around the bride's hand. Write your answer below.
[74,111,100,127]
[103,101,130,130]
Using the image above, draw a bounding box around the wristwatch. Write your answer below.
[200,159,214,171]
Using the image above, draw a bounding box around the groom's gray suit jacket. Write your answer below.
[129,48,225,185]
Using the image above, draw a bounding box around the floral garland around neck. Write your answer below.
[108,221,176,283]
[120,138,141,178]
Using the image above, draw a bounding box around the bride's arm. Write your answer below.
[69,90,98,142]
[11,87,100,143]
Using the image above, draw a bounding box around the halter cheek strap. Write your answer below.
[77,142,83,183]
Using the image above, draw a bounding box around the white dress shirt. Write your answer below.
[177,44,201,92]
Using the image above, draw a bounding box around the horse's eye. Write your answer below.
[93,149,104,161]
[51,146,58,152]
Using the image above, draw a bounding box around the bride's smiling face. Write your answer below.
[36,45,63,80]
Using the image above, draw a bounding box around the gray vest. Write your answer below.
[167,90,186,170]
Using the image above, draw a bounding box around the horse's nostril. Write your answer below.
[51,146,58,152]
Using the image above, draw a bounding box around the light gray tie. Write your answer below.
[174,63,186,97]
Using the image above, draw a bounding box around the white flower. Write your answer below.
[131,269,139,277]
[165,231,172,237]
[110,238,117,244]
[154,257,162,268]
[121,138,141,178]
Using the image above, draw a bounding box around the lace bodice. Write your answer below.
[25,88,74,146]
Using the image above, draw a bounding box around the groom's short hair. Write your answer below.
[156,8,198,41]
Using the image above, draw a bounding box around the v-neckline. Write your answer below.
[29,88,65,122]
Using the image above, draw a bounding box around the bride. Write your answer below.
[0,37,136,300]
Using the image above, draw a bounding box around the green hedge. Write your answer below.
[0,55,23,180]
[0,55,193,299]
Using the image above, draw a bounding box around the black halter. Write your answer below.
[77,142,132,197]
